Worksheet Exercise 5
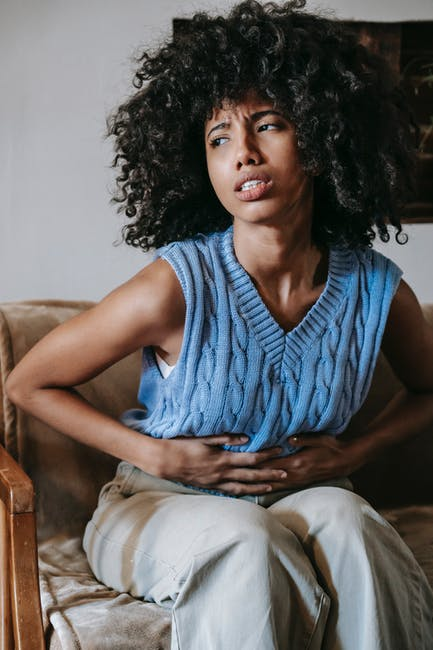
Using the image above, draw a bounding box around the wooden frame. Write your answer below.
[0,443,44,650]
[337,20,433,223]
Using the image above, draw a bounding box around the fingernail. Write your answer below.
[291,436,299,443]
[280,471,287,479]
[240,436,248,442]
[266,486,273,492]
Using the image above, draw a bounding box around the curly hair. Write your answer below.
[110,0,415,250]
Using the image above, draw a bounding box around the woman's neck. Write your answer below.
[232,219,326,296]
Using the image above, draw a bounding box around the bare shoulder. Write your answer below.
[109,257,184,326]
[88,257,185,352]
[381,278,433,392]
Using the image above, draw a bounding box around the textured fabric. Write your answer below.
[84,466,433,650]
[0,300,93,454]
[380,505,433,586]
[123,228,402,457]
[39,535,171,650]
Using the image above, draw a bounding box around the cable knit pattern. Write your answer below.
[122,227,402,457]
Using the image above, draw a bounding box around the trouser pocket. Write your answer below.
[97,461,136,503]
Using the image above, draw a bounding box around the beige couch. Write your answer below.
[1,299,433,649]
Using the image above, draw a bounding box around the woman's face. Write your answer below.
[204,91,313,227]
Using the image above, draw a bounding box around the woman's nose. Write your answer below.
[236,133,262,168]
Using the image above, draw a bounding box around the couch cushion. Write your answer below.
[39,536,171,650]
[378,505,433,587]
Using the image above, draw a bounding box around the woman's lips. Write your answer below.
[235,180,273,201]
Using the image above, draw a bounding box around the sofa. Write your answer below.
[1,299,432,649]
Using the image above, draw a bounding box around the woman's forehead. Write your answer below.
[206,91,280,124]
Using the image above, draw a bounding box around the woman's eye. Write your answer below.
[210,136,229,147]
[257,123,280,132]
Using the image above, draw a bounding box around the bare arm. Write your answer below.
[6,259,283,494]
[347,279,433,463]
[261,279,433,488]
[5,259,185,473]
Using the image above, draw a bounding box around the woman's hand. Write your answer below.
[256,434,362,492]
[150,434,287,495]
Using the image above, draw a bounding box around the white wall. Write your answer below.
[1,0,433,303]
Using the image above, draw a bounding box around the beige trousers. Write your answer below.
[83,462,433,650]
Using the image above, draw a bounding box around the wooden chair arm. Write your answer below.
[0,444,45,649]
[0,444,35,514]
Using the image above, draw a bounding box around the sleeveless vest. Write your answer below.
[122,227,402,457]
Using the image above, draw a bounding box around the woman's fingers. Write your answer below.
[226,447,283,466]
[201,434,282,456]
[212,482,273,496]
[164,436,286,494]
[186,434,284,464]
[222,467,287,482]
[202,433,249,446]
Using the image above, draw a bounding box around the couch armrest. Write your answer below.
[0,444,44,649]
[0,443,34,514]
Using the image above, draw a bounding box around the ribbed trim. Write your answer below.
[219,227,354,373]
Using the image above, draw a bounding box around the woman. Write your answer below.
[6,1,433,648]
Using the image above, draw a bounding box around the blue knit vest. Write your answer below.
[122,227,402,456]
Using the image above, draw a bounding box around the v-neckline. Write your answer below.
[219,227,354,373]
